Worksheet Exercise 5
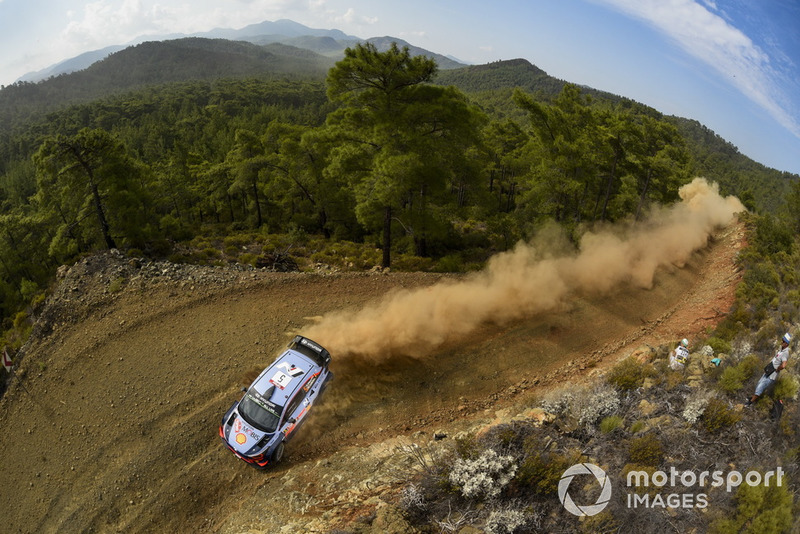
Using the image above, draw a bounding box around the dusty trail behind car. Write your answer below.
[0,221,744,533]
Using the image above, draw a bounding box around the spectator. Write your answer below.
[746,332,791,407]
[669,338,690,371]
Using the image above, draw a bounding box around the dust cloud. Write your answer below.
[303,178,745,361]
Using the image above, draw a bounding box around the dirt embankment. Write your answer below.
[0,218,744,533]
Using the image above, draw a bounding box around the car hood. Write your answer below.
[227,413,271,454]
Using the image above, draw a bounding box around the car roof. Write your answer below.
[252,349,320,406]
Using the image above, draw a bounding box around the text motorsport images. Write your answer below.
[557,462,785,516]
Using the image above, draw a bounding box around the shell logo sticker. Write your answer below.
[235,433,247,445]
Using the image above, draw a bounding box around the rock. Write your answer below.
[698,345,715,357]
[638,399,658,416]
[518,408,556,427]
[368,503,420,534]
[631,345,656,364]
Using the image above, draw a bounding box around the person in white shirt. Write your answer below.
[669,338,690,370]
[746,332,791,406]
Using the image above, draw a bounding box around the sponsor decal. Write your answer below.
[277,362,304,377]
[270,370,293,389]
[300,338,323,353]
[303,373,319,392]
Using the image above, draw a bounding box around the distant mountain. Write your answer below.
[18,45,126,83]
[14,19,463,84]
[365,36,464,70]
[0,37,335,130]
[89,38,334,82]
[435,58,560,94]
[194,18,359,42]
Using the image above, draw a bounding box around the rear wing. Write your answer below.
[288,336,331,367]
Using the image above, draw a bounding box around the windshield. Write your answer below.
[238,387,282,432]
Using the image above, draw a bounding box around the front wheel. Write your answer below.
[272,441,285,463]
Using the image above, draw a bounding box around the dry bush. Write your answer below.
[607,356,651,391]
[717,354,760,394]
[539,383,620,434]
[700,398,741,433]
[628,433,664,467]
[682,389,714,424]
[448,448,517,500]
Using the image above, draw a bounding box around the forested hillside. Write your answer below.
[0,38,333,134]
[436,59,795,212]
[0,39,797,355]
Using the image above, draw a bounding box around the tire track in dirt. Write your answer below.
[0,221,743,533]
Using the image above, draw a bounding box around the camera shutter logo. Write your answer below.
[558,463,612,516]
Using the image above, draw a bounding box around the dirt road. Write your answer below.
[0,221,743,533]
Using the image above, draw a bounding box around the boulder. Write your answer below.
[631,345,656,364]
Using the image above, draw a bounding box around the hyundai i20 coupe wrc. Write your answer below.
[219,335,332,469]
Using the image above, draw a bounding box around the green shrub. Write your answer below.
[599,415,624,434]
[772,374,800,400]
[750,214,794,256]
[108,277,126,293]
[20,279,39,302]
[454,435,481,461]
[432,254,466,273]
[515,445,584,497]
[706,336,732,355]
[628,434,663,467]
[786,289,800,310]
[222,234,250,248]
[238,253,257,266]
[711,476,793,534]
[700,398,741,433]
[717,354,760,394]
[607,356,647,391]
[391,254,434,272]
[630,420,647,434]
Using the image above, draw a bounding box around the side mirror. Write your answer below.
[240,387,247,393]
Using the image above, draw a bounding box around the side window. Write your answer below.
[285,390,307,420]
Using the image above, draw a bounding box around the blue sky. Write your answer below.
[1,0,799,176]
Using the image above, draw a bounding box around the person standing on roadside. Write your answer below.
[746,332,791,406]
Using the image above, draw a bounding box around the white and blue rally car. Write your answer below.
[219,335,332,469]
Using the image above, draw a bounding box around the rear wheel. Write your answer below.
[272,441,285,463]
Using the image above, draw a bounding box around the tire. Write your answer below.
[272,441,285,463]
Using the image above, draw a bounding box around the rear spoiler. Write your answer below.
[288,335,331,367]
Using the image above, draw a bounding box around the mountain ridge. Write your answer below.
[14,18,460,84]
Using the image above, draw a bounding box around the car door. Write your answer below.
[281,387,310,441]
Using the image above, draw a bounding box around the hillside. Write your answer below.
[0,217,745,532]
[0,38,332,131]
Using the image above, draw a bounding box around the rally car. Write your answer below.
[219,335,332,469]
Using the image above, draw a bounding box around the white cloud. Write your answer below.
[329,6,377,27]
[61,0,176,49]
[596,0,800,138]
[341,7,356,23]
